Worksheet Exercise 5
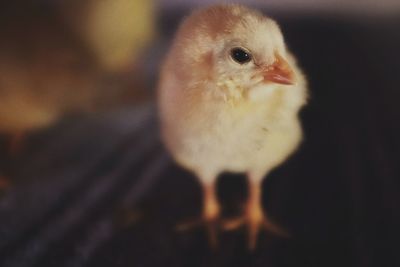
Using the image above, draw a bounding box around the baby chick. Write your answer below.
[59,0,155,73]
[0,2,149,143]
[0,3,147,187]
[0,5,98,145]
[158,5,308,249]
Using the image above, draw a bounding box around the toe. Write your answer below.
[221,216,245,231]
[263,215,290,238]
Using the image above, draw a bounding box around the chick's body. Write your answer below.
[159,5,307,248]
[161,61,305,180]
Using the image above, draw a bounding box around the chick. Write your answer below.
[59,0,155,73]
[0,2,149,143]
[158,5,308,249]
[0,5,98,145]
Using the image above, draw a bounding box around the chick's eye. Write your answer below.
[230,48,252,64]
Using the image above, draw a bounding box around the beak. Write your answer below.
[262,53,295,85]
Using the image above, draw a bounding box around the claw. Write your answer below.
[221,217,244,231]
[175,216,217,232]
[175,215,219,249]
[247,212,289,250]
[263,215,289,238]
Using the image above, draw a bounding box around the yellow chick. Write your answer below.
[158,5,308,249]
[0,3,149,187]
[0,5,100,186]
[59,0,155,72]
[0,1,151,141]
[0,6,98,142]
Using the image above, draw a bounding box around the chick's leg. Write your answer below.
[222,174,288,250]
[202,180,220,248]
[246,180,264,250]
[246,176,288,250]
[176,178,220,248]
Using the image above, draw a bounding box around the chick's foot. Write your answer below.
[222,194,289,250]
[176,184,220,249]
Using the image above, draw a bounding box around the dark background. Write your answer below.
[0,3,400,267]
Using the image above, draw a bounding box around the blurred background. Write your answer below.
[0,1,399,267]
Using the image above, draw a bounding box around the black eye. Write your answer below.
[230,47,252,64]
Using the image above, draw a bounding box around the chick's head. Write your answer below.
[171,5,295,101]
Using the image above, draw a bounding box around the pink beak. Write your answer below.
[263,53,295,85]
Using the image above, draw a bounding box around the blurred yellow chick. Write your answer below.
[0,6,98,139]
[60,0,155,72]
[158,5,308,249]
[0,1,154,186]
[0,0,155,143]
